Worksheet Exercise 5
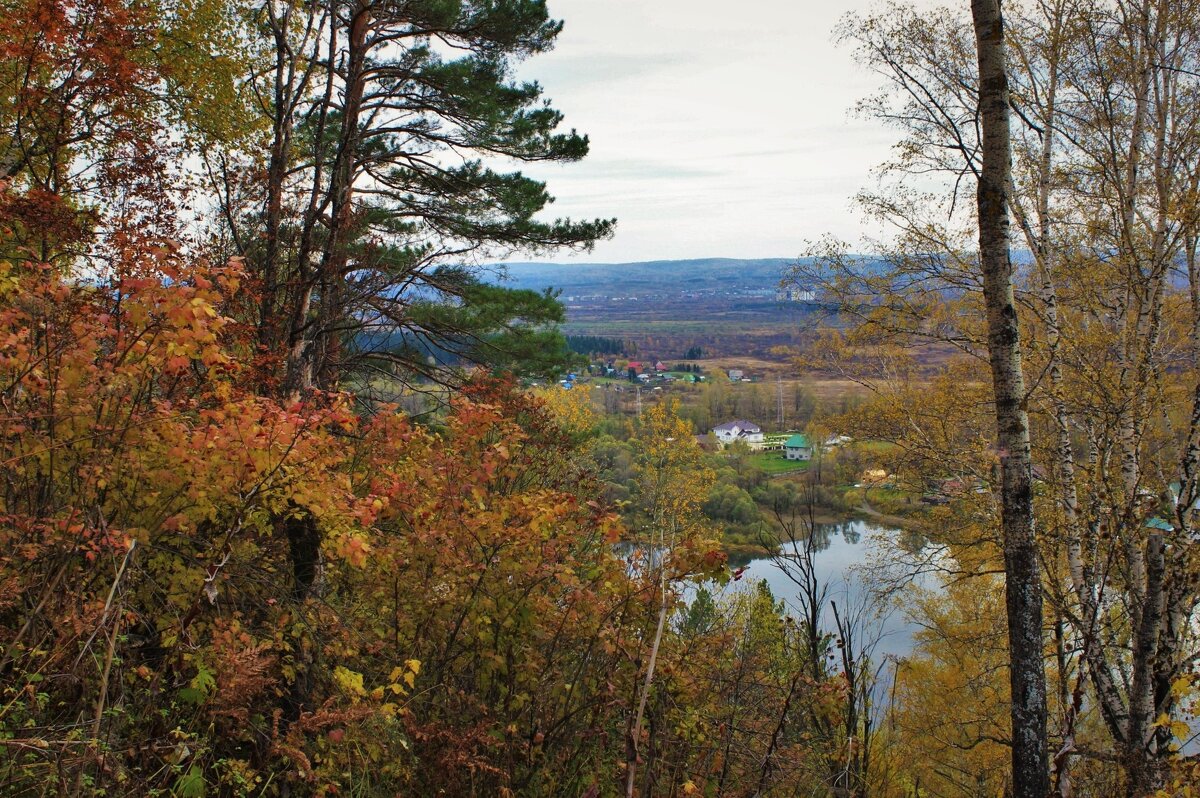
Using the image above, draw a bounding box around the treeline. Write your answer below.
[589,428,854,551]
[566,334,633,356]
[678,378,829,434]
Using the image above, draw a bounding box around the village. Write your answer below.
[550,357,859,472]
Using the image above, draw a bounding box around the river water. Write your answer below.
[706,520,1200,751]
[714,519,930,661]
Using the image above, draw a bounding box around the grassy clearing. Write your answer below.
[747,450,811,474]
[855,439,901,455]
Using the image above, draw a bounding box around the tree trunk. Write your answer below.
[283,10,339,400]
[281,511,322,723]
[970,3,1049,797]
[625,586,668,798]
[311,2,371,392]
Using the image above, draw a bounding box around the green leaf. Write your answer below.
[190,665,216,695]
[173,765,205,797]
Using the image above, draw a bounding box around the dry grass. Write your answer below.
[689,356,875,404]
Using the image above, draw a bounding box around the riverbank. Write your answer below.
[718,518,925,661]
[721,501,908,558]
[851,500,926,533]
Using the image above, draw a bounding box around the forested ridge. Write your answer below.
[2,0,1200,796]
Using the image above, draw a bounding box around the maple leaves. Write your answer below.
[0,239,390,782]
[0,235,651,793]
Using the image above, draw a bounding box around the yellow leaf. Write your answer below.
[333,666,366,698]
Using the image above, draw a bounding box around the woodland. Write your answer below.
[2,0,1200,797]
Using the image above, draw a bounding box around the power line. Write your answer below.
[777,376,785,426]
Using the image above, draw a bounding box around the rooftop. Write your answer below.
[713,420,761,433]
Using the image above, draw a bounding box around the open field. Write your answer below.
[560,312,814,360]
[746,450,812,475]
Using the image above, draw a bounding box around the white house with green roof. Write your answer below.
[784,433,812,461]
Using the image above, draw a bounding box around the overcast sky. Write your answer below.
[510,0,905,263]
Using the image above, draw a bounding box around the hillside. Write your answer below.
[495,257,801,294]
[488,258,821,359]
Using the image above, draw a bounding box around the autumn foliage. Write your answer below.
[0,216,874,794]
[10,0,1143,795]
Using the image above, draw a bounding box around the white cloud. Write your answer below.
[503,0,917,261]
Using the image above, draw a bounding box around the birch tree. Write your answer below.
[624,400,720,797]
[971,2,1050,795]
[801,0,1200,792]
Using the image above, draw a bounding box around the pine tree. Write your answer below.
[219,0,615,392]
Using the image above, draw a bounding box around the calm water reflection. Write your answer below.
[715,519,928,661]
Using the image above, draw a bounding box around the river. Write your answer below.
[715,518,931,661]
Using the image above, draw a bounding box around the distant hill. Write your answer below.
[490,251,1050,295]
[493,258,802,293]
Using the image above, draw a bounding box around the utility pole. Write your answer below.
[777,376,785,427]
[635,385,643,418]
